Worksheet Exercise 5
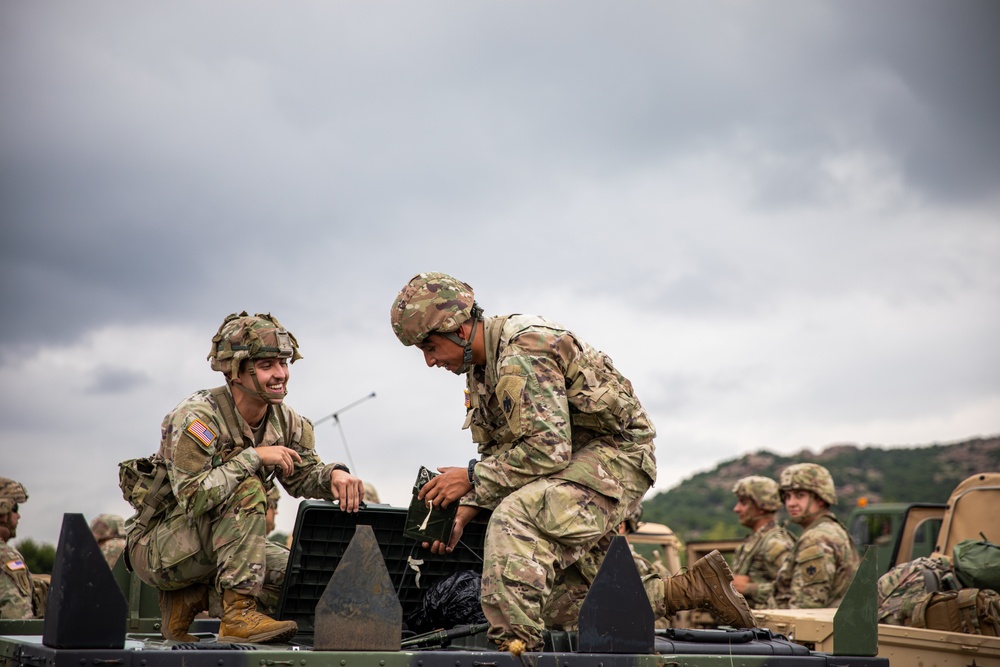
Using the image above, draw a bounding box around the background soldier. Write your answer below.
[730,476,794,609]
[391,272,754,651]
[265,487,280,536]
[0,478,47,619]
[90,514,127,568]
[125,312,364,644]
[772,463,859,608]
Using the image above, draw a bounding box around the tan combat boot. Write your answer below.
[159,584,210,642]
[663,550,756,628]
[217,589,298,644]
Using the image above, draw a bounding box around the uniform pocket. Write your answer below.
[503,553,547,592]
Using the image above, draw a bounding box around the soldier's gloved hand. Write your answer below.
[330,469,365,513]
[417,466,472,509]
[256,446,302,477]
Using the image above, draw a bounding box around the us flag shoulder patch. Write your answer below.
[464,389,471,409]
[5,559,26,571]
[187,419,217,449]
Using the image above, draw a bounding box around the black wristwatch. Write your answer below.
[467,459,477,484]
[332,463,351,474]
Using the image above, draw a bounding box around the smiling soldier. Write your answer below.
[125,312,364,644]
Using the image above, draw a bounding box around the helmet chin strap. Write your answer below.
[442,318,480,375]
[790,495,824,526]
[232,364,288,404]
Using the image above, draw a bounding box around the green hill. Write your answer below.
[641,435,1000,542]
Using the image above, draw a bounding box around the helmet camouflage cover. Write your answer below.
[779,463,837,506]
[90,513,126,542]
[0,477,28,516]
[390,272,478,346]
[208,311,302,378]
[732,475,782,512]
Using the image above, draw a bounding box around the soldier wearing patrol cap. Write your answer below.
[125,312,365,644]
[0,477,47,619]
[391,272,756,651]
[771,463,859,608]
[729,476,794,608]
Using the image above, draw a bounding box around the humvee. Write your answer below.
[1,501,888,667]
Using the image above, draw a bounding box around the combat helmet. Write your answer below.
[390,272,483,374]
[209,311,302,378]
[732,476,782,512]
[0,477,28,517]
[779,463,837,506]
[90,514,126,542]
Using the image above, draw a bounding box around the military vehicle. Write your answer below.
[0,501,887,667]
[845,500,946,576]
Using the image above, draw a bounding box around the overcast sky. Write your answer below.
[2,1,998,546]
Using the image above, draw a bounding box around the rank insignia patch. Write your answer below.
[187,419,217,449]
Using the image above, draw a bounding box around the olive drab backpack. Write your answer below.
[953,533,1000,592]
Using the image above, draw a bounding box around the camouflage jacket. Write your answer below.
[877,555,959,626]
[147,386,342,522]
[732,519,795,608]
[772,513,859,609]
[0,539,33,620]
[463,315,657,510]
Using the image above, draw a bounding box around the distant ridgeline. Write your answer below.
[641,435,1000,542]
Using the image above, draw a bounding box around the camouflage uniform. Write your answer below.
[462,314,657,649]
[732,519,795,608]
[126,385,344,609]
[772,513,858,608]
[91,514,127,568]
[0,539,34,620]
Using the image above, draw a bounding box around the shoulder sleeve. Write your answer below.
[0,548,35,620]
[160,392,260,518]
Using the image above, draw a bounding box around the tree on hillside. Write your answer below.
[16,539,56,575]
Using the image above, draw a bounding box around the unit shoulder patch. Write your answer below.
[495,374,526,438]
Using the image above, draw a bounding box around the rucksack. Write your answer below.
[876,556,959,626]
[953,533,1000,591]
[912,588,1000,636]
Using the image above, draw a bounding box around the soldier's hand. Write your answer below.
[417,466,473,509]
[331,469,365,513]
[732,574,751,594]
[256,446,302,477]
[422,506,479,555]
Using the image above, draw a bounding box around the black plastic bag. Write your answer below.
[406,570,487,633]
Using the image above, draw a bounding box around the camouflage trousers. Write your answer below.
[481,477,645,650]
[128,476,288,611]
